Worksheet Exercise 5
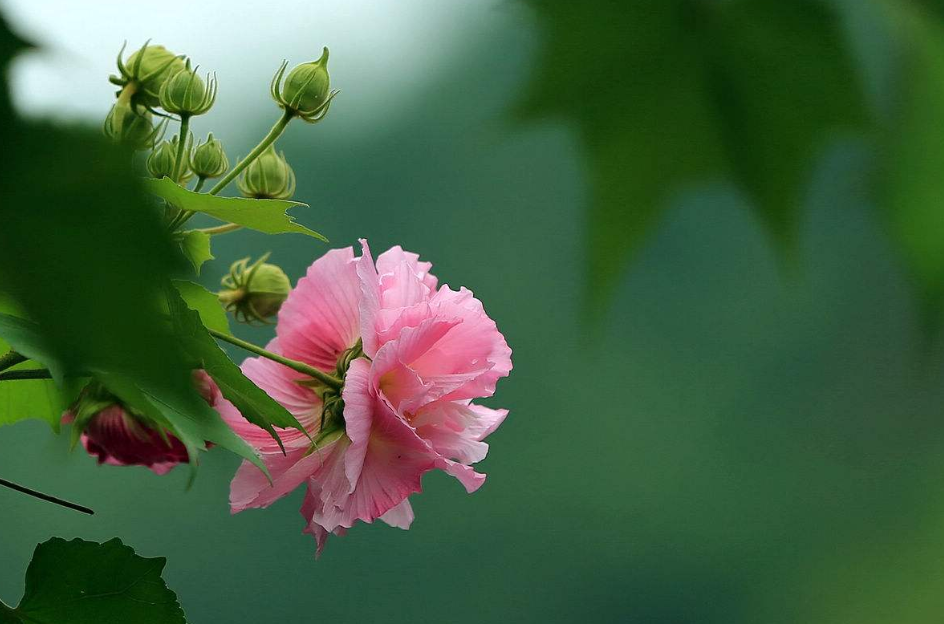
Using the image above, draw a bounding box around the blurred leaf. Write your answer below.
[146,177,327,240]
[172,280,230,334]
[880,0,944,319]
[0,537,186,624]
[0,12,30,117]
[168,288,302,450]
[179,230,214,275]
[0,18,244,472]
[519,0,866,309]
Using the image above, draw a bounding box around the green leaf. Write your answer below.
[171,280,230,334]
[518,0,866,310]
[179,229,214,275]
[1,537,186,624]
[168,288,303,451]
[0,341,69,432]
[145,177,327,241]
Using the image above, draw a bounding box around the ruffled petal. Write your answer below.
[309,359,435,532]
[277,247,362,370]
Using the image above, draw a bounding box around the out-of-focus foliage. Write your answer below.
[0,538,187,624]
[519,0,944,320]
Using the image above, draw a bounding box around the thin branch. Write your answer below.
[0,369,52,381]
[0,477,94,515]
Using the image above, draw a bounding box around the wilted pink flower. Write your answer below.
[222,240,511,554]
[63,371,220,475]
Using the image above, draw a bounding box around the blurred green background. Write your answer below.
[5,0,944,622]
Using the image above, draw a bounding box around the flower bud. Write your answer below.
[236,144,295,199]
[270,47,339,123]
[62,382,188,475]
[147,135,192,183]
[112,41,187,107]
[159,60,217,117]
[219,254,291,324]
[103,99,164,150]
[190,133,229,179]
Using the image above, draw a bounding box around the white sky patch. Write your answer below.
[2,0,491,131]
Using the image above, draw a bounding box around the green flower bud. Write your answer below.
[103,98,164,150]
[190,133,229,179]
[270,47,339,123]
[236,144,295,199]
[111,41,187,107]
[147,135,193,183]
[159,60,217,117]
[219,254,291,324]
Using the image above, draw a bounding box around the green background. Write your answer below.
[5,2,944,622]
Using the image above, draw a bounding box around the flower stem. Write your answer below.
[207,328,342,390]
[197,223,242,236]
[192,176,207,193]
[0,370,52,381]
[209,109,293,197]
[0,350,26,373]
[172,114,190,182]
[0,477,94,515]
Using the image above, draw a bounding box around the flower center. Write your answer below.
[304,339,364,444]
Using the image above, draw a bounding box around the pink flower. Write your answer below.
[64,371,220,475]
[222,240,511,554]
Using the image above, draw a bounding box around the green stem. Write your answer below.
[207,328,342,390]
[172,114,190,182]
[197,223,243,236]
[0,370,52,381]
[208,109,293,197]
[0,351,26,373]
[192,176,207,193]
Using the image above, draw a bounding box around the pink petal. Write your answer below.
[277,247,362,370]
[375,246,437,294]
[229,438,343,513]
[355,239,382,357]
[379,498,415,529]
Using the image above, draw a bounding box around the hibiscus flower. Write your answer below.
[221,240,512,554]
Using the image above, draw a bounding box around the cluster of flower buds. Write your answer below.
[218,254,291,324]
[104,41,219,152]
[236,144,296,200]
[271,47,338,123]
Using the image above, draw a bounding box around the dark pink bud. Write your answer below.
[75,405,189,475]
